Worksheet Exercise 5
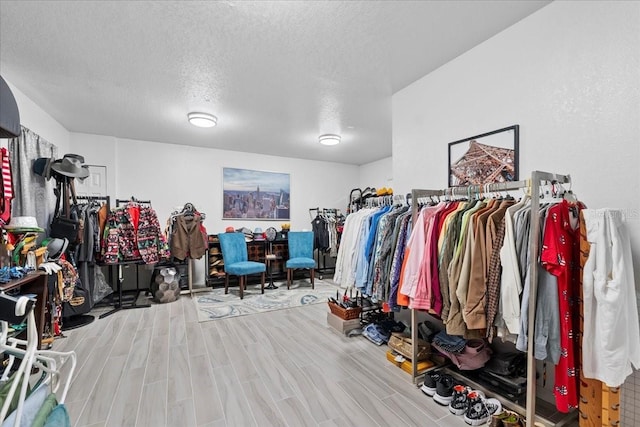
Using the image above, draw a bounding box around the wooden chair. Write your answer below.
[218,232,266,299]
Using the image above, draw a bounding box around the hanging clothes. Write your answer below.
[496,197,529,340]
[311,214,330,252]
[515,205,561,365]
[333,208,375,287]
[540,199,583,413]
[102,202,169,264]
[310,208,343,259]
[581,208,640,387]
[170,212,207,260]
[387,212,412,310]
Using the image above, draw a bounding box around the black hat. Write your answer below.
[32,157,55,180]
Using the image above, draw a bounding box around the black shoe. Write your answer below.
[420,371,440,397]
[433,374,455,406]
[464,391,503,426]
[449,384,471,415]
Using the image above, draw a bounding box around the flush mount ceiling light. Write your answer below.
[319,134,341,146]
[188,112,217,128]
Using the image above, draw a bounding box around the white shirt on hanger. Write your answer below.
[498,196,529,337]
[582,208,640,387]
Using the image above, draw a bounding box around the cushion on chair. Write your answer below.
[286,257,316,269]
[225,261,266,276]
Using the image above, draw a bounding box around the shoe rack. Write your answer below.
[206,235,226,287]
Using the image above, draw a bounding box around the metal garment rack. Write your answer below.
[170,203,210,297]
[76,195,110,206]
[309,207,342,279]
[75,195,111,312]
[408,171,573,427]
[98,198,153,318]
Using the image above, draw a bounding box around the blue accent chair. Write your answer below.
[218,232,266,299]
[285,231,317,289]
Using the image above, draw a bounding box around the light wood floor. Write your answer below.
[51,286,478,427]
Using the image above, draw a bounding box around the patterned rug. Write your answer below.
[194,280,339,322]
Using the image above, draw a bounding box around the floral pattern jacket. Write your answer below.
[102,205,170,264]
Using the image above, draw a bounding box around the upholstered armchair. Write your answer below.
[218,232,266,299]
[285,231,316,289]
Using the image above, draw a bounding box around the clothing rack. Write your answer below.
[72,195,111,319]
[173,202,209,297]
[116,197,151,207]
[364,195,394,208]
[409,171,574,427]
[76,195,110,205]
[100,197,154,318]
[309,207,342,278]
[347,188,362,214]
[308,207,340,220]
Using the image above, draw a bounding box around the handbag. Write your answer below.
[485,351,526,377]
[50,217,79,242]
[433,339,492,370]
[50,180,81,243]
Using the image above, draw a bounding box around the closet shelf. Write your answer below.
[442,368,577,427]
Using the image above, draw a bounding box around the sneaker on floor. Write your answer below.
[464,391,503,426]
[420,371,441,397]
[433,374,455,406]
[449,384,471,415]
[484,398,502,418]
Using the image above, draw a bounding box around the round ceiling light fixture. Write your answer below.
[319,134,341,146]
[188,112,217,128]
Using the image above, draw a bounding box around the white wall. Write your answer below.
[3,80,70,153]
[393,0,640,268]
[69,133,117,201]
[73,134,359,283]
[113,137,358,233]
[359,156,393,192]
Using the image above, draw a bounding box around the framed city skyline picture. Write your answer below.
[222,167,290,220]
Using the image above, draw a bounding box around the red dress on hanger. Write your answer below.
[541,199,584,413]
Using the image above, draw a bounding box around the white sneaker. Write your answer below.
[463,391,502,426]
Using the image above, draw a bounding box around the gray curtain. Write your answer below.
[9,126,58,233]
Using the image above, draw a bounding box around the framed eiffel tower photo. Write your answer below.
[448,125,519,187]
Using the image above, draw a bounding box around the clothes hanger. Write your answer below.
[181,202,196,218]
[561,181,578,204]
[0,294,77,416]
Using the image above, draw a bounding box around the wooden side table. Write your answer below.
[0,271,48,349]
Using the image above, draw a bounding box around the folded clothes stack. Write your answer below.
[362,323,390,346]
[432,331,467,353]
[0,266,26,283]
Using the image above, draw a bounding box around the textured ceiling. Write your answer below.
[0,1,550,165]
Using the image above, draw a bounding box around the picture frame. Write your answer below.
[448,125,519,187]
[222,167,290,220]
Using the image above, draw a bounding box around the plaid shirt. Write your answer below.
[486,219,506,342]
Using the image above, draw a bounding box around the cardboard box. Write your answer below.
[327,311,361,334]
[386,350,403,367]
[401,358,435,375]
